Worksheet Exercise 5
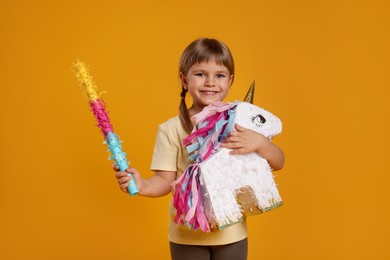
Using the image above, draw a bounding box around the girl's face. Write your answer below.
[181,60,233,115]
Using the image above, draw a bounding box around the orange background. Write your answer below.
[1,0,389,259]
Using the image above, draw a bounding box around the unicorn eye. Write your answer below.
[251,114,266,127]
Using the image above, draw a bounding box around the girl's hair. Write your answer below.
[179,38,235,134]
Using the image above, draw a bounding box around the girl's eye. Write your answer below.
[195,73,205,77]
[216,74,226,78]
[251,114,266,126]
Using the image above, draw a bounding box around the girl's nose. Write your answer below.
[205,76,216,87]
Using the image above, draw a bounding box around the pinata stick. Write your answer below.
[73,60,139,196]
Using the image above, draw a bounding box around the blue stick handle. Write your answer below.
[106,132,139,196]
[117,160,139,196]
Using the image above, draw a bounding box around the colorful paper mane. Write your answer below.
[173,90,282,232]
[72,60,139,196]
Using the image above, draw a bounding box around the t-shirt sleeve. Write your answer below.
[150,123,178,172]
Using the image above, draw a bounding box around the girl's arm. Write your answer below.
[115,167,176,197]
[221,124,285,170]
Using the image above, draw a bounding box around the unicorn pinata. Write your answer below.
[173,81,283,232]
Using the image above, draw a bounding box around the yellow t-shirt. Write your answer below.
[151,115,248,246]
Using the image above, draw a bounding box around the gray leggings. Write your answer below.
[169,238,248,260]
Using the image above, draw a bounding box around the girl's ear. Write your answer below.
[180,72,187,89]
[229,74,234,86]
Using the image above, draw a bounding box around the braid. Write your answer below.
[180,87,187,99]
[179,87,193,134]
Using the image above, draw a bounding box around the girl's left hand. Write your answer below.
[221,124,270,156]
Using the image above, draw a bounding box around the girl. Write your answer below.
[115,38,285,260]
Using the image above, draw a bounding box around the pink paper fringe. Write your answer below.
[173,102,236,232]
[90,99,114,136]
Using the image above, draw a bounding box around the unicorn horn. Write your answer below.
[244,80,255,104]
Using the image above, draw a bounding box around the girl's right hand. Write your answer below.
[113,166,143,194]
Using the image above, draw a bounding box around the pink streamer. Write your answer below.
[191,101,232,125]
[183,112,223,147]
[173,165,210,232]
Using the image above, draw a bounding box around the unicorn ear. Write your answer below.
[243,80,255,104]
